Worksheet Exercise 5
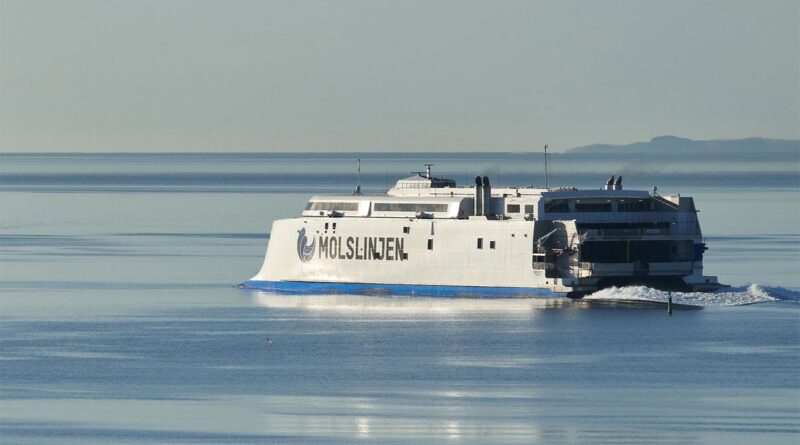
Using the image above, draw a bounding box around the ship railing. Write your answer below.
[566,262,593,278]
[532,262,556,271]
[569,262,593,272]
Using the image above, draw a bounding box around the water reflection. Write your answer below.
[249,285,796,315]
[355,417,370,438]
[251,292,573,316]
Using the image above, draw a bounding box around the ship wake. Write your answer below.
[584,283,799,307]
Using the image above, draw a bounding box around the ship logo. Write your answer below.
[296,228,316,263]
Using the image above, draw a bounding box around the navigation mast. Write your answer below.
[544,144,549,190]
[354,159,362,195]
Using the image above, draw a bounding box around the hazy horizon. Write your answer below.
[2,0,798,153]
[1,134,798,154]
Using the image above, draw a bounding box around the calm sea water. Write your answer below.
[1,152,798,444]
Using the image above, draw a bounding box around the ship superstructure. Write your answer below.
[243,166,724,298]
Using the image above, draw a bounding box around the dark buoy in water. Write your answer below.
[667,292,673,315]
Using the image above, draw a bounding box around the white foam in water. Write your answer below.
[584,283,798,307]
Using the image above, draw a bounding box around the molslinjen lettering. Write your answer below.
[318,236,406,261]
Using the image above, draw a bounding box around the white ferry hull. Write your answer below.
[242,171,726,298]
[244,217,573,297]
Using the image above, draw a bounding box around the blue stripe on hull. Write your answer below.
[240,280,562,298]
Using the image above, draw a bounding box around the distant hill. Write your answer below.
[568,136,799,155]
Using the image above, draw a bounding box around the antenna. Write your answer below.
[353,159,362,195]
[544,144,549,190]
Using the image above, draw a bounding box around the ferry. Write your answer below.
[241,165,725,298]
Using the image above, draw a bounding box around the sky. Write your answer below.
[1,0,798,152]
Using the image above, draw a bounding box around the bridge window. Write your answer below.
[575,202,612,212]
[427,239,433,250]
[490,241,496,249]
[477,238,483,249]
[403,226,410,234]
[506,204,520,213]
[619,199,651,212]
[544,199,569,212]
[524,205,534,214]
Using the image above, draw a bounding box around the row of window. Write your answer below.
[308,199,651,215]
[575,203,612,212]
[477,238,496,249]
[305,201,450,213]
[505,204,535,214]
[544,200,570,212]
[305,201,360,211]
[374,203,449,213]
[618,201,651,211]
[426,238,496,250]
[544,199,653,213]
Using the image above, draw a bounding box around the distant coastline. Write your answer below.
[0,136,798,155]
[568,135,799,155]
